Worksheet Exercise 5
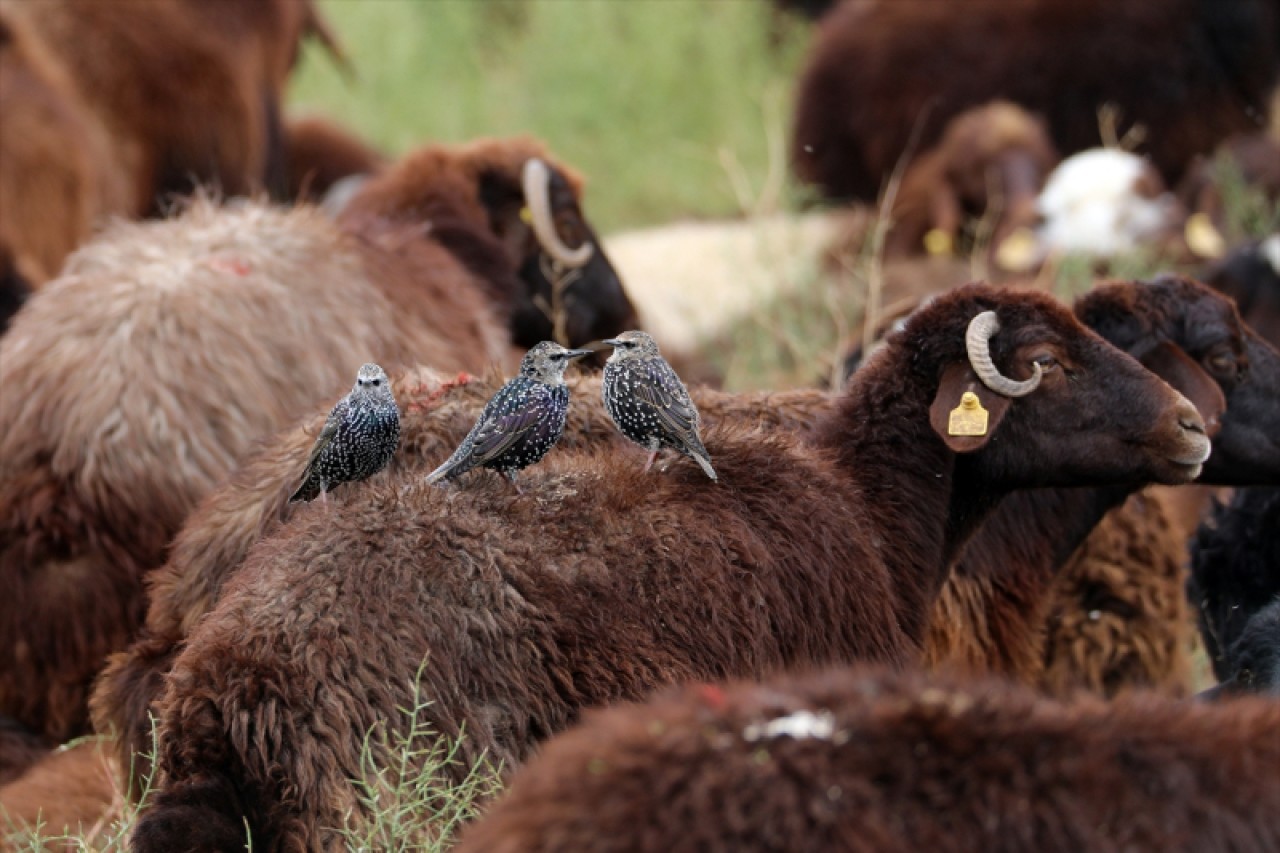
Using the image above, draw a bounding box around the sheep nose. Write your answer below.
[1173,399,1206,435]
[1180,417,1206,435]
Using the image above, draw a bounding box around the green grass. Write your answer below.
[288,0,813,232]
[337,668,502,852]
[3,689,500,852]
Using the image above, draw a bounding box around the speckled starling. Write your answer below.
[602,330,717,481]
[426,341,592,489]
[290,363,400,503]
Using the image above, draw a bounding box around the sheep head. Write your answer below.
[904,286,1211,489]
[1076,275,1280,485]
[340,137,638,356]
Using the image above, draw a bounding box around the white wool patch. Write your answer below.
[742,709,837,742]
[1034,149,1180,258]
[1261,234,1280,276]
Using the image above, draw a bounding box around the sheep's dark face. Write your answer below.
[481,163,637,361]
[1077,276,1280,485]
[927,291,1210,490]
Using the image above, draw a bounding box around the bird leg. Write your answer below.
[642,449,659,474]
[505,470,525,495]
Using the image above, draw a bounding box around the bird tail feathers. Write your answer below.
[693,451,718,482]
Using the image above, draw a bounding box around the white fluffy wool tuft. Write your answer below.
[1033,149,1181,258]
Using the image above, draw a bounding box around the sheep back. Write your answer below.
[0,198,506,750]
[457,666,1280,853]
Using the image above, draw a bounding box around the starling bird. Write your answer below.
[602,331,717,481]
[290,363,400,503]
[426,341,592,490]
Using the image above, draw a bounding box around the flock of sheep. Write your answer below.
[1,0,1279,850]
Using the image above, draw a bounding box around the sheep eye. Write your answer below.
[1032,354,1058,370]
[1240,667,1255,685]
[1206,350,1237,377]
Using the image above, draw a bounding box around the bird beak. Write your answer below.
[566,349,593,359]
[601,339,622,348]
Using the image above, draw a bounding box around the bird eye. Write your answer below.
[1240,667,1255,685]
[372,379,381,386]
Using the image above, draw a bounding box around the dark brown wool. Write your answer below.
[792,0,1280,200]
[456,667,1280,853]
[91,373,828,796]
[2,133,634,779]
[131,285,1209,850]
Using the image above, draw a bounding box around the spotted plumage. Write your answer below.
[427,341,592,489]
[290,363,400,503]
[602,330,717,481]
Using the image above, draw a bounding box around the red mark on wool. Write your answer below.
[696,684,727,710]
[207,257,251,276]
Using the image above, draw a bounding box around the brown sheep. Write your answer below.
[0,196,510,774]
[97,277,1264,797]
[2,0,336,212]
[455,666,1280,853]
[91,370,828,797]
[0,739,119,840]
[0,6,130,326]
[885,101,1059,259]
[923,276,1280,689]
[792,0,1280,201]
[1039,488,1199,696]
[1,133,635,776]
[0,0,344,330]
[283,114,386,205]
[342,136,637,354]
[130,284,1212,850]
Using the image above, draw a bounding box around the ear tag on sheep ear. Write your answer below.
[519,206,533,224]
[1184,212,1225,259]
[923,229,953,256]
[947,391,989,437]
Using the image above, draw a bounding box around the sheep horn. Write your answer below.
[965,311,1043,397]
[522,158,593,269]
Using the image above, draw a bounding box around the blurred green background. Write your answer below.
[287,0,813,233]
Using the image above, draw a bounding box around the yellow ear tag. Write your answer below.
[519,206,533,224]
[1184,212,1225,259]
[948,391,989,437]
[994,227,1039,273]
[923,229,954,256]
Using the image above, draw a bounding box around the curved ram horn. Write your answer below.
[965,310,1043,397]
[522,158,593,269]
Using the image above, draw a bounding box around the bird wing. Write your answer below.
[300,400,347,472]
[463,386,553,468]
[632,360,701,443]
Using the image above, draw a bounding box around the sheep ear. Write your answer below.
[928,364,1012,453]
[1140,342,1225,438]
